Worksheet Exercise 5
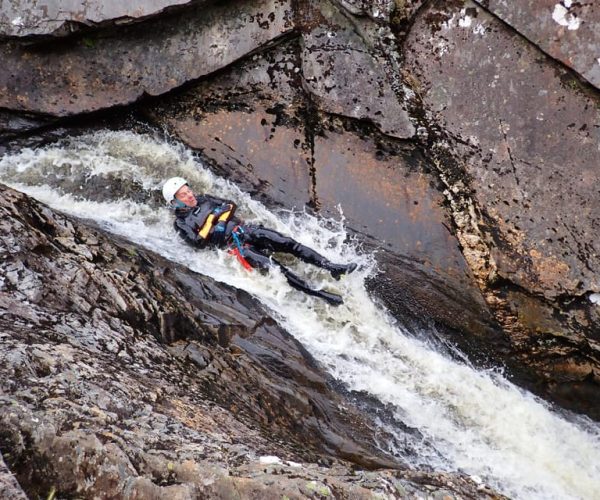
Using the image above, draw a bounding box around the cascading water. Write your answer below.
[1,130,599,500]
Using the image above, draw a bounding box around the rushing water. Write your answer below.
[1,130,599,500]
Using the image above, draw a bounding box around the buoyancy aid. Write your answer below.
[197,205,235,239]
[174,195,237,248]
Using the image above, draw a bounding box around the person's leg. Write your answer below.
[243,226,356,279]
[276,261,344,306]
[241,243,343,306]
[239,245,273,272]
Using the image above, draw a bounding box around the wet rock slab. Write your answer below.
[145,36,495,342]
[404,0,600,416]
[0,0,195,38]
[300,0,415,139]
[311,117,500,344]
[0,183,501,499]
[480,0,600,90]
[145,39,311,209]
[0,0,293,116]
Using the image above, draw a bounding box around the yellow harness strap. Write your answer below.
[197,209,233,239]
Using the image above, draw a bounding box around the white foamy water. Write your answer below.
[2,130,599,500]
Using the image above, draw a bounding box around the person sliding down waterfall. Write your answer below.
[162,177,357,306]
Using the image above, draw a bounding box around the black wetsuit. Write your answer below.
[173,194,350,305]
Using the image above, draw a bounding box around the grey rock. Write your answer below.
[0,110,55,141]
[0,0,294,116]
[406,0,600,301]
[0,451,27,500]
[300,0,415,139]
[404,0,600,416]
[479,0,600,91]
[334,0,396,21]
[0,0,196,38]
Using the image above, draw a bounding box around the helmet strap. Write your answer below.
[171,200,187,209]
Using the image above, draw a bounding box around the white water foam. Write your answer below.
[2,130,600,499]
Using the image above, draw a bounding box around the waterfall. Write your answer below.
[2,130,599,500]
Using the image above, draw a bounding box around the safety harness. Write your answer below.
[186,202,253,271]
[228,226,253,271]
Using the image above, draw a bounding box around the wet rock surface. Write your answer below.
[0,0,293,116]
[0,184,500,499]
[480,0,600,91]
[299,0,415,139]
[143,35,497,348]
[0,0,196,38]
[404,0,600,416]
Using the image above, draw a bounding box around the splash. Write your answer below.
[1,130,600,500]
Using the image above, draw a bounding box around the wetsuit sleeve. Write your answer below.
[173,218,206,248]
[203,194,237,216]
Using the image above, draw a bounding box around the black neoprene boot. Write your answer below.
[281,266,344,306]
[315,289,344,306]
[324,262,358,280]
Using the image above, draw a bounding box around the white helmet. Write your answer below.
[162,177,187,204]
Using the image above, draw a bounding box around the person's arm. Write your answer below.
[173,218,207,248]
[203,194,237,218]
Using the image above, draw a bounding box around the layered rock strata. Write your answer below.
[0,184,500,499]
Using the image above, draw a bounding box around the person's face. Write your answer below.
[174,184,197,207]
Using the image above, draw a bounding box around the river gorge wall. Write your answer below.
[1,0,599,498]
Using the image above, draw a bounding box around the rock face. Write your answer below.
[2,0,600,492]
[0,0,599,424]
[300,1,415,139]
[405,1,600,299]
[0,184,500,499]
[480,0,600,90]
[0,0,293,116]
[141,2,498,349]
[0,0,195,38]
[403,0,600,415]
